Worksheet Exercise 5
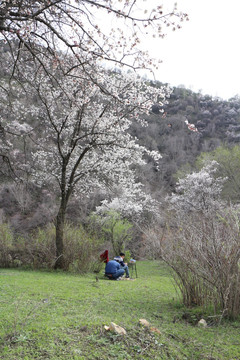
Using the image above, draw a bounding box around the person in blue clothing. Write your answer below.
[105,259,125,280]
[115,252,130,278]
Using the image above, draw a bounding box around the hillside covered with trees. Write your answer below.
[1,51,240,242]
[1,35,240,234]
[133,84,240,193]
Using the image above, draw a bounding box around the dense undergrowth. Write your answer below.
[0,261,239,359]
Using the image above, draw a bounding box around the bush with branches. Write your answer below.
[158,162,240,319]
[163,210,240,319]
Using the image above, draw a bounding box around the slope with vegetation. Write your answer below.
[132,85,240,194]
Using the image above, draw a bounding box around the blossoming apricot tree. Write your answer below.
[0,1,188,268]
[0,52,169,267]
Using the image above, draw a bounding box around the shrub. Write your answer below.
[91,211,133,255]
[12,224,56,269]
[161,209,240,319]
[29,224,56,268]
[27,223,105,272]
[62,223,104,272]
[1,222,107,272]
[124,250,131,264]
[0,223,14,267]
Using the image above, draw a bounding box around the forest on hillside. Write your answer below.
[1,47,240,237]
[1,34,240,231]
[134,85,240,191]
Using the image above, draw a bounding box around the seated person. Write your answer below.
[105,259,125,280]
[114,252,130,278]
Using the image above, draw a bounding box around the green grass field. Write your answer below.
[0,261,239,359]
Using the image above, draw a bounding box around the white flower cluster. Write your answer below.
[168,161,227,213]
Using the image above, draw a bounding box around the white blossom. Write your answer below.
[168,161,227,213]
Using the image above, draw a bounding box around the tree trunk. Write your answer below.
[54,202,66,269]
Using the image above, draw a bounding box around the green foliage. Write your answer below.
[124,249,131,264]
[174,162,194,182]
[92,211,133,255]
[27,224,56,268]
[0,262,239,359]
[0,223,14,267]
[196,145,240,202]
[0,223,105,272]
[63,222,105,273]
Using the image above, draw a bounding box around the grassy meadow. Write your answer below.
[0,261,239,359]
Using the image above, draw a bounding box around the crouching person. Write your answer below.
[114,253,130,278]
[119,252,130,278]
[105,259,125,280]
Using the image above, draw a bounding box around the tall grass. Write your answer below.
[0,223,14,267]
[0,222,105,272]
